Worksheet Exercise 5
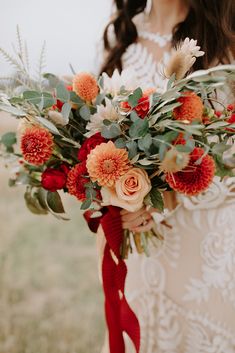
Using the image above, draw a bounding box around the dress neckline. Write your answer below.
[138,30,172,48]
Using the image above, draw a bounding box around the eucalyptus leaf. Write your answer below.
[128,87,142,108]
[130,111,140,122]
[79,105,91,121]
[95,93,106,105]
[35,116,61,135]
[101,123,121,138]
[138,133,152,151]
[129,118,149,138]
[160,101,181,114]
[56,83,70,102]
[212,143,232,155]
[43,73,60,87]
[81,198,92,210]
[126,140,138,159]
[1,132,16,147]
[206,121,229,129]
[61,102,71,123]
[0,103,26,116]
[115,137,126,149]
[70,91,83,104]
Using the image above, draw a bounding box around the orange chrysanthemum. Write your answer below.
[66,162,88,201]
[21,126,53,165]
[166,147,215,196]
[86,141,130,187]
[72,72,99,102]
[173,91,204,122]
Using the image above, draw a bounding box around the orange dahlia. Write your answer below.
[166,147,215,196]
[66,162,88,201]
[72,72,99,102]
[21,126,53,165]
[86,141,130,187]
[173,91,204,123]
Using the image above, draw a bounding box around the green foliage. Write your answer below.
[214,155,234,178]
[0,103,26,116]
[101,123,121,138]
[129,118,149,138]
[1,132,17,148]
[35,116,61,135]
[79,105,91,121]
[23,91,55,108]
[149,188,164,212]
[56,83,70,102]
[126,140,138,159]
[128,87,142,108]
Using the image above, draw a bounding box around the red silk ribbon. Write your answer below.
[84,206,140,353]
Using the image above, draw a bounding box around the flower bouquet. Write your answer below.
[1,37,234,253]
[0,33,235,352]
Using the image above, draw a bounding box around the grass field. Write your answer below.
[0,113,105,353]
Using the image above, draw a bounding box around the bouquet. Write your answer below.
[1,36,235,253]
[1,31,235,352]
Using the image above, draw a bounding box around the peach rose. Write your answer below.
[101,168,151,212]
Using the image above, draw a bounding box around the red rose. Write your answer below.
[41,164,70,192]
[120,95,150,119]
[78,133,106,161]
[134,96,150,118]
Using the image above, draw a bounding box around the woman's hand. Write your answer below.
[120,207,155,232]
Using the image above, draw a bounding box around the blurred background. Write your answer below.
[0,1,112,352]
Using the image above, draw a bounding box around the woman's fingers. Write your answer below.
[122,211,152,230]
[120,206,146,222]
[132,219,155,233]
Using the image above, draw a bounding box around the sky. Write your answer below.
[0,0,112,77]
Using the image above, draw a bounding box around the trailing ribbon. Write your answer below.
[84,206,140,353]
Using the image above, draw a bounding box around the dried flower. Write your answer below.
[160,148,190,173]
[165,38,204,80]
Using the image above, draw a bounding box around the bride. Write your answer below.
[99,0,235,352]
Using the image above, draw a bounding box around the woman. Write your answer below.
[99,1,235,352]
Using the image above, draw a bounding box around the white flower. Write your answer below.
[180,37,204,58]
[164,37,205,80]
[102,68,139,96]
[86,98,119,136]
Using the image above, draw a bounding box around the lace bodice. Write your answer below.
[101,13,235,353]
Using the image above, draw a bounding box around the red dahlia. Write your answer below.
[173,91,204,122]
[166,147,215,196]
[78,133,106,161]
[21,126,54,165]
[66,162,88,201]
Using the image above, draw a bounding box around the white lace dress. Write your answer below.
[101,15,235,353]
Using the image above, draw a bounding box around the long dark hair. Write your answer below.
[101,0,235,75]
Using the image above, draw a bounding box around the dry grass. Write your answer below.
[0,113,105,353]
